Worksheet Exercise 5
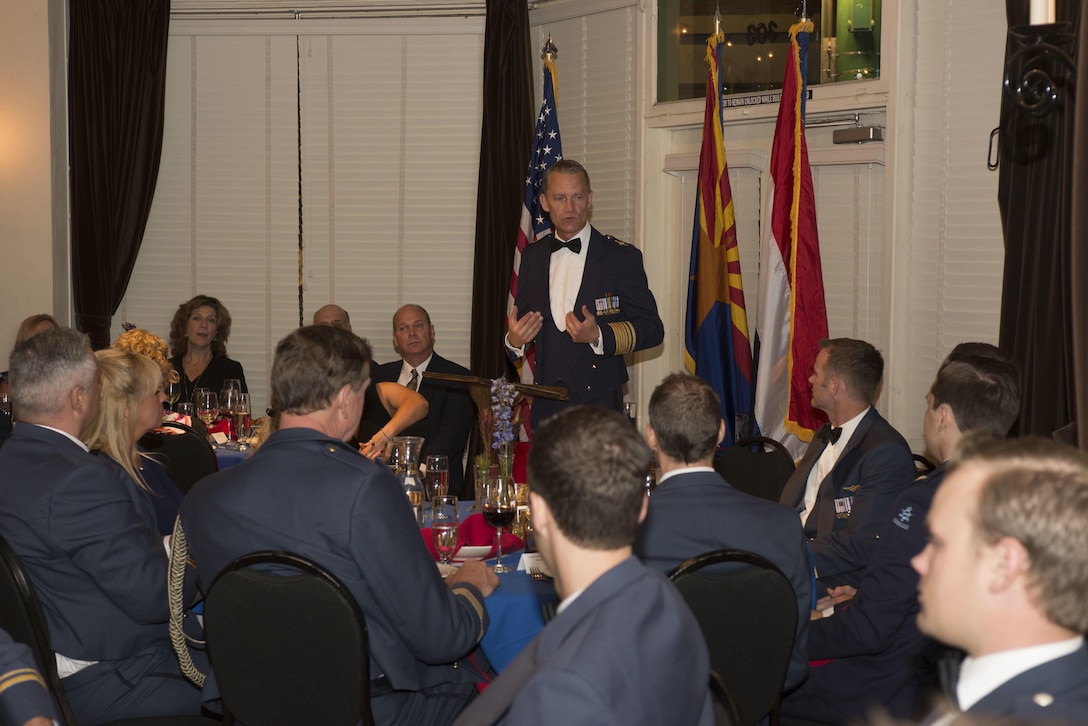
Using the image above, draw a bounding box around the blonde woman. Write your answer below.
[113,328,180,387]
[83,349,182,536]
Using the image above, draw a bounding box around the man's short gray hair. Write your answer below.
[9,327,97,419]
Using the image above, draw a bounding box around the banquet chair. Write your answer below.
[713,436,795,502]
[203,550,374,726]
[0,532,218,725]
[139,421,218,494]
[710,670,742,726]
[669,549,798,726]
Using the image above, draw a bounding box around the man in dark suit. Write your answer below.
[363,304,474,498]
[778,338,915,588]
[912,435,1088,723]
[781,349,1021,724]
[454,406,713,725]
[634,373,812,693]
[506,159,664,430]
[0,627,58,726]
[182,325,498,726]
[0,327,203,724]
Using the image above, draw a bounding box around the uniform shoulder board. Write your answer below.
[605,235,628,246]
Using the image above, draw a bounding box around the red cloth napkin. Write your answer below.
[421,513,524,561]
[208,416,232,438]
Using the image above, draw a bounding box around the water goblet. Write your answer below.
[424,454,449,501]
[176,401,195,420]
[164,379,181,411]
[431,495,460,566]
[196,390,219,429]
[483,476,517,573]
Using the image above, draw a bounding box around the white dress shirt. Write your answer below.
[799,407,870,526]
[957,636,1085,710]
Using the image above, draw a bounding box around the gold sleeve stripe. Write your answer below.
[0,669,46,694]
[609,321,637,355]
[452,586,487,642]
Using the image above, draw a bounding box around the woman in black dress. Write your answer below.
[168,295,247,404]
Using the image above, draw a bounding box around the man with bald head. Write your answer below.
[313,303,351,329]
[362,304,474,498]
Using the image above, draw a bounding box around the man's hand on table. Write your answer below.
[447,559,500,597]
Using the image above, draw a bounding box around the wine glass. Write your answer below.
[483,476,517,573]
[164,379,181,411]
[233,392,252,449]
[222,378,242,394]
[220,387,243,442]
[623,401,637,427]
[424,454,449,502]
[176,401,195,421]
[196,390,219,429]
[431,495,460,566]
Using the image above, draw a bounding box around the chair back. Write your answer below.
[669,549,798,726]
[713,436,795,502]
[139,421,217,494]
[709,670,741,726]
[0,532,78,725]
[204,551,373,726]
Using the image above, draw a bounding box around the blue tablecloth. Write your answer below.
[214,446,248,470]
[480,556,556,672]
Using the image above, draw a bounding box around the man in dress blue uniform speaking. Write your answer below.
[506,159,664,429]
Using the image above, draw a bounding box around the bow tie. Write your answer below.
[818,422,844,446]
[550,236,581,254]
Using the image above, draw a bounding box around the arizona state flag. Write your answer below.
[753,20,829,458]
[684,31,753,445]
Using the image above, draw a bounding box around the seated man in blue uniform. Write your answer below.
[361,304,475,498]
[182,324,499,726]
[454,406,713,726]
[0,327,204,724]
[0,627,58,726]
[778,338,915,588]
[506,159,664,430]
[781,347,1021,724]
[913,435,1088,723]
[634,372,812,694]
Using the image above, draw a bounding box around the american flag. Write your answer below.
[509,52,562,437]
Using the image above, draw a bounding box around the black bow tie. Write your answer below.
[818,422,844,446]
[550,236,581,254]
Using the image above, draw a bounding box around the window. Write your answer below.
[657,0,881,102]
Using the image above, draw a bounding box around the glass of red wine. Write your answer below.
[483,476,517,573]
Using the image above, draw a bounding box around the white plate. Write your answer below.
[452,545,491,561]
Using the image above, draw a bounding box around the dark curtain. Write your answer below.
[997,0,1082,438]
[1073,2,1088,449]
[69,0,171,348]
[469,0,534,379]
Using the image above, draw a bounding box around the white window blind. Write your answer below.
[116,19,484,416]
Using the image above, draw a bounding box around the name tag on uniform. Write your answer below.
[834,496,854,519]
[595,294,621,316]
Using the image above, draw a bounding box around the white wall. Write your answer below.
[0,0,67,371]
